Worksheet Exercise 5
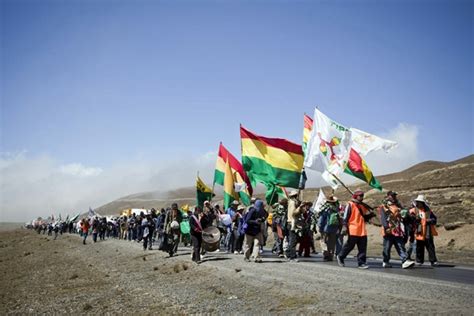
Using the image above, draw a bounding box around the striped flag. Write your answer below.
[344,148,382,191]
[214,142,252,205]
[240,125,303,203]
[224,159,239,209]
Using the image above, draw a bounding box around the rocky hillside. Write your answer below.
[97,155,474,226]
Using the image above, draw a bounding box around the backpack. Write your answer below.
[242,208,260,236]
[328,211,340,226]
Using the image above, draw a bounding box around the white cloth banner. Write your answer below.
[350,127,397,156]
[304,108,352,185]
[313,189,327,214]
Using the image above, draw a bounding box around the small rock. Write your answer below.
[235,268,242,273]
[83,303,93,311]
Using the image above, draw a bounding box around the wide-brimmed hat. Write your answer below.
[326,195,338,203]
[288,190,299,197]
[414,194,429,205]
[231,200,240,206]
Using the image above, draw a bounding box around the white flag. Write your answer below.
[313,189,327,214]
[234,182,247,193]
[350,127,397,156]
[304,108,352,185]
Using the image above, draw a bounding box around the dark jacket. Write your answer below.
[189,215,202,236]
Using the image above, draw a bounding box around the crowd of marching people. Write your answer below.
[29,189,440,269]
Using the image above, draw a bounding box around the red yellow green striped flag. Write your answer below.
[224,159,240,209]
[344,148,382,191]
[303,114,313,156]
[240,125,303,203]
[214,142,252,205]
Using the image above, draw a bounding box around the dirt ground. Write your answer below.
[1,226,473,315]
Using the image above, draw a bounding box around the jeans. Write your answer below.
[235,233,245,252]
[143,233,153,250]
[339,235,368,266]
[335,234,344,256]
[225,227,235,252]
[82,232,88,244]
[406,236,416,260]
[383,235,408,263]
[286,230,299,259]
[272,231,283,254]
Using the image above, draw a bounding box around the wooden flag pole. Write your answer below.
[329,171,353,195]
[329,171,375,211]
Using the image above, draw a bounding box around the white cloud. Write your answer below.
[58,163,103,177]
[0,124,419,222]
[364,123,420,175]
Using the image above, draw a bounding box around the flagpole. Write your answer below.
[329,172,375,211]
[329,172,353,195]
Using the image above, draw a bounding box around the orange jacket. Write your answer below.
[81,220,90,233]
[379,204,404,237]
[345,201,369,237]
[410,207,438,241]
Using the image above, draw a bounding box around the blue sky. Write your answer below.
[0,0,473,220]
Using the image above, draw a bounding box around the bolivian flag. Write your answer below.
[344,148,382,191]
[303,114,313,156]
[241,125,303,202]
[214,142,252,205]
[224,159,240,209]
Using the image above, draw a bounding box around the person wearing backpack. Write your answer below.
[317,196,340,261]
[234,205,246,254]
[286,190,303,262]
[272,199,288,258]
[243,199,267,263]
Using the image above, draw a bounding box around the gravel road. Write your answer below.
[1,229,473,315]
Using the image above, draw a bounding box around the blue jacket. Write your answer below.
[317,203,340,234]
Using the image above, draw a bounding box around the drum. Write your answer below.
[202,226,221,252]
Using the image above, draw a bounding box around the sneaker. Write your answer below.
[402,260,415,269]
[431,261,439,267]
[358,264,369,269]
[278,254,284,258]
[254,258,263,263]
[244,258,250,262]
[383,262,392,268]
[234,251,239,255]
[336,255,345,267]
[415,262,423,266]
